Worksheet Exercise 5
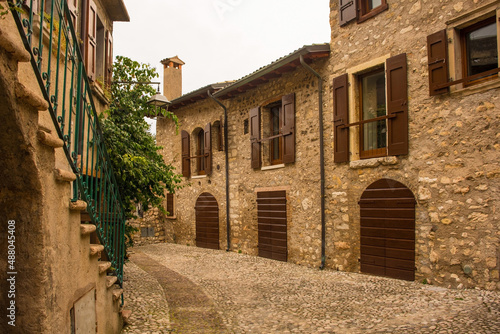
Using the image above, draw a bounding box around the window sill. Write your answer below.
[191,175,207,179]
[261,164,285,171]
[166,216,176,220]
[349,156,398,169]
[451,78,500,98]
[91,83,110,105]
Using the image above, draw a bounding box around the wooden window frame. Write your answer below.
[269,105,283,165]
[196,130,206,176]
[358,68,387,159]
[357,0,388,24]
[166,193,175,219]
[460,16,498,87]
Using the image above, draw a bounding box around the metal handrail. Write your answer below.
[8,0,125,286]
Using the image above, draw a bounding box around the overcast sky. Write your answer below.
[113,0,331,95]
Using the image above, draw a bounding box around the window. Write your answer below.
[357,0,388,23]
[339,0,388,26]
[427,3,500,95]
[359,68,387,159]
[180,123,212,178]
[250,93,295,169]
[166,193,174,217]
[461,17,498,86]
[196,129,206,175]
[333,53,408,163]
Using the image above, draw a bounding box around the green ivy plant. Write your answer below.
[100,56,182,245]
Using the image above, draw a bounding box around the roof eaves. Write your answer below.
[169,81,234,110]
[213,44,330,99]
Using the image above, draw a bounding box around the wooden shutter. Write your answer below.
[181,130,190,178]
[386,53,408,156]
[105,31,113,88]
[339,0,357,26]
[204,122,212,175]
[218,117,223,151]
[333,74,349,163]
[166,193,174,217]
[67,0,78,28]
[86,0,97,81]
[281,93,295,164]
[250,107,261,169]
[427,30,449,96]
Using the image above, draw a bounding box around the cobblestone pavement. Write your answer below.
[122,244,500,334]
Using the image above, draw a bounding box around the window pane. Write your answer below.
[466,22,498,76]
[362,71,386,152]
[271,107,281,162]
[369,0,382,10]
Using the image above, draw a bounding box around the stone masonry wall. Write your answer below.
[326,0,500,290]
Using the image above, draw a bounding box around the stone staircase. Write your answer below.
[0,5,127,332]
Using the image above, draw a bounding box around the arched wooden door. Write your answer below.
[359,179,416,281]
[195,193,219,250]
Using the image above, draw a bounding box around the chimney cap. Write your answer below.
[161,56,185,66]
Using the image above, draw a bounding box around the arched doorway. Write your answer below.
[195,192,219,250]
[359,179,416,280]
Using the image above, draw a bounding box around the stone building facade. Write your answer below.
[155,0,499,290]
[0,1,129,332]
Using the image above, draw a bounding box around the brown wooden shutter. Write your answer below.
[281,93,295,164]
[204,122,212,175]
[86,0,97,81]
[250,107,261,169]
[166,193,174,217]
[181,130,191,178]
[67,0,78,28]
[333,74,349,163]
[105,31,113,88]
[386,53,409,156]
[427,29,449,96]
[218,117,223,151]
[339,0,357,26]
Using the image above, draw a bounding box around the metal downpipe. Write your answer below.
[208,90,231,252]
[300,55,326,270]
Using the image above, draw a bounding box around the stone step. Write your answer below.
[89,244,104,256]
[112,288,123,302]
[55,168,76,182]
[120,309,132,325]
[0,14,31,63]
[15,81,49,111]
[69,200,87,212]
[37,129,63,148]
[80,224,96,236]
[98,261,111,274]
[106,276,118,288]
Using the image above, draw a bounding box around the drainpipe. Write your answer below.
[208,90,231,252]
[300,55,326,270]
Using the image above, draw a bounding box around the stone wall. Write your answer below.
[326,0,500,289]
[156,0,499,291]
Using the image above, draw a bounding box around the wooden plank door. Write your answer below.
[257,191,287,262]
[195,193,219,250]
[359,179,416,280]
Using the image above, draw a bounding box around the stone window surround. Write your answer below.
[445,1,500,96]
[345,53,391,162]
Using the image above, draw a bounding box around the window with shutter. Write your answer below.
[334,53,409,162]
[250,107,261,169]
[67,0,78,28]
[427,5,500,95]
[86,0,97,81]
[333,74,349,163]
[181,130,191,178]
[196,130,205,175]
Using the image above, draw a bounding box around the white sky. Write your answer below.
[113,0,331,95]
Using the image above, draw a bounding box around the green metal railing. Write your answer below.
[8,0,125,286]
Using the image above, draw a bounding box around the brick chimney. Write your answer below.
[161,56,185,101]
